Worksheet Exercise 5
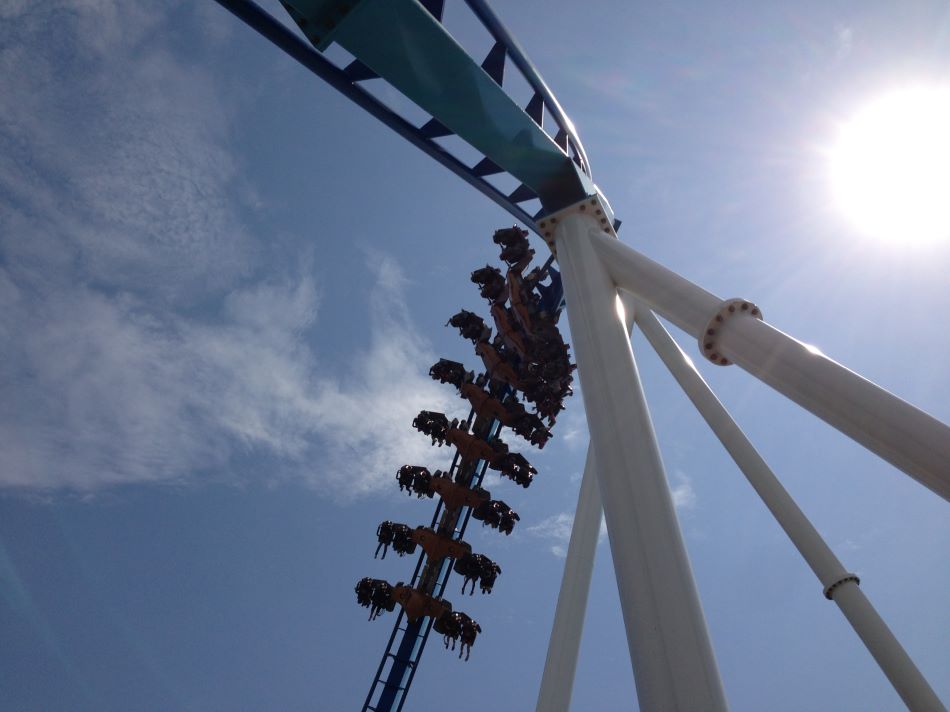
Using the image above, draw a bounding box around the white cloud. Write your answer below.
[0,253,457,496]
[481,472,504,490]
[514,473,692,558]
[0,4,460,498]
[670,470,697,511]
[559,409,588,451]
[294,256,463,497]
[0,3,254,304]
[525,478,689,558]
[527,512,575,557]
[525,510,608,557]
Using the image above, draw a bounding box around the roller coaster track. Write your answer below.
[211,0,612,235]
[211,2,950,710]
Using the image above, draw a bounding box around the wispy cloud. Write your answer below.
[0,246,455,496]
[498,469,693,558]
[670,469,697,511]
[0,3,458,498]
[527,512,575,558]
[559,409,588,451]
[525,509,608,558]
[295,254,462,497]
[0,3,255,301]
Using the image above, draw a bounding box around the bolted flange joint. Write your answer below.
[824,573,861,600]
[537,193,618,255]
[699,298,763,366]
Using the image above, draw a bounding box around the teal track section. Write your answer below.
[281,0,595,211]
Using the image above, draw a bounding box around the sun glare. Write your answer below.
[830,87,950,245]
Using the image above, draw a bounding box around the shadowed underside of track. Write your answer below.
[216,0,610,237]
[280,0,594,209]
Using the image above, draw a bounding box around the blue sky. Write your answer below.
[0,1,948,710]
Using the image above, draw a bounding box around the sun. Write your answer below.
[830,87,950,245]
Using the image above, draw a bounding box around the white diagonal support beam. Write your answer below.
[536,292,638,712]
[587,229,950,502]
[636,306,947,712]
[554,213,727,711]
[535,448,601,712]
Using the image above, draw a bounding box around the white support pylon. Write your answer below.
[554,213,728,711]
[535,449,602,712]
[636,306,947,712]
[536,293,638,712]
[587,229,950,502]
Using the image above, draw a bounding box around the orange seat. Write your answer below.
[411,526,472,561]
[490,303,529,359]
[430,473,490,512]
[459,382,510,423]
[475,341,519,388]
[446,427,497,463]
[506,271,533,334]
[392,585,452,622]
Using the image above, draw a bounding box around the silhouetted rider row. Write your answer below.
[356,577,398,621]
[374,521,417,559]
[355,578,481,659]
[395,465,519,534]
[454,552,501,595]
[356,226,573,661]
[411,411,537,487]
[467,232,574,425]
[435,610,481,661]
